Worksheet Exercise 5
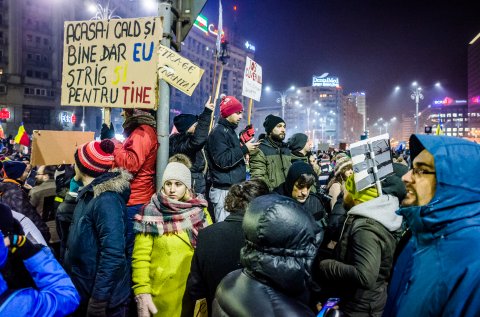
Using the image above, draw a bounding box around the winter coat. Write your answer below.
[249,136,291,190]
[186,213,245,315]
[113,124,158,205]
[316,195,402,317]
[387,135,480,317]
[132,209,212,317]
[0,246,80,316]
[212,194,322,317]
[64,169,132,309]
[206,118,247,189]
[56,191,77,223]
[170,108,212,193]
[28,179,56,219]
[0,180,51,242]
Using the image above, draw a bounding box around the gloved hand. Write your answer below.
[239,124,255,144]
[87,298,108,317]
[9,235,41,260]
[135,293,158,317]
[100,123,115,140]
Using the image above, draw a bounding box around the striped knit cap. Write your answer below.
[74,139,115,178]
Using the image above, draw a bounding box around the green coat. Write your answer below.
[249,137,291,190]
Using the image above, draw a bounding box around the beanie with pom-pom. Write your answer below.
[74,139,115,178]
[220,95,243,118]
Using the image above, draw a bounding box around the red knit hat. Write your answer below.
[220,95,243,118]
[74,139,115,178]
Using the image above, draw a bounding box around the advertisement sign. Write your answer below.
[61,17,162,109]
[350,134,393,192]
[158,45,205,96]
[242,57,262,102]
[312,73,339,87]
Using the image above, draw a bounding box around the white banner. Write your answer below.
[241,56,262,102]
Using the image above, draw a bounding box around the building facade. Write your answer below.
[348,92,367,132]
[468,31,480,140]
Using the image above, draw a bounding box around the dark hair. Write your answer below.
[43,165,57,178]
[224,179,269,214]
[295,173,316,189]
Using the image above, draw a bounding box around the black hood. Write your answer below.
[241,194,322,296]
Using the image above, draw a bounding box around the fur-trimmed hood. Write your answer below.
[78,168,132,202]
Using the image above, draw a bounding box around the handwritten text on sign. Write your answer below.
[157,45,204,96]
[61,17,162,109]
[242,56,262,102]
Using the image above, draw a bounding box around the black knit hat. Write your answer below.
[263,114,285,134]
[288,133,308,152]
[3,161,27,180]
[284,161,315,197]
[174,114,198,133]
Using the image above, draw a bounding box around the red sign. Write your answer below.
[0,108,10,120]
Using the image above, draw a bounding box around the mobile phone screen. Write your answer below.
[317,298,340,317]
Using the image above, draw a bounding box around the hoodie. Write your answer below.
[388,135,480,317]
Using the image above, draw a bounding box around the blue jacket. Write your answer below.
[64,169,132,309]
[0,239,80,316]
[387,135,480,317]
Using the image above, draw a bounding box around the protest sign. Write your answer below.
[61,17,162,109]
[158,45,205,96]
[242,57,262,101]
[349,133,393,192]
[31,130,95,166]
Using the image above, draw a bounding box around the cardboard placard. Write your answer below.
[241,57,262,101]
[158,45,205,96]
[31,130,95,166]
[61,17,162,108]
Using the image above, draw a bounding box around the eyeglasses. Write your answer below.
[411,167,436,177]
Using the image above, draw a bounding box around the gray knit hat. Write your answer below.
[334,156,352,176]
[162,162,191,189]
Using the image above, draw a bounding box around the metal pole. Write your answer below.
[156,1,173,189]
[281,95,285,119]
[415,94,419,134]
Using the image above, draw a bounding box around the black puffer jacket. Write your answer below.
[205,118,247,189]
[212,194,322,317]
[0,180,50,242]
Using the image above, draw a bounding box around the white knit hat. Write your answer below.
[162,162,191,189]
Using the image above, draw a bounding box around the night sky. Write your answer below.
[200,0,480,121]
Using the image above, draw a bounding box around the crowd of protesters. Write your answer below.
[0,95,479,317]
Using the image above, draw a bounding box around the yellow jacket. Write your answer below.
[132,212,212,317]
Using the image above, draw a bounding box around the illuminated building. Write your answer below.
[348,92,367,131]
[422,97,469,137]
[468,31,480,138]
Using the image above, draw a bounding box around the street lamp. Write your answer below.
[265,85,298,119]
[411,84,424,134]
[383,117,397,135]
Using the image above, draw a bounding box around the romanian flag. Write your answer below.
[14,123,30,146]
[435,115,444,136]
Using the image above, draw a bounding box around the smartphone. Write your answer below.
[317,298,340,317]
[25,168,37,187]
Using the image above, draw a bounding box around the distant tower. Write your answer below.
[349,92,367,131]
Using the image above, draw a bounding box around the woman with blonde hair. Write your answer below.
[132,160,211,317]
[327,156,353,210]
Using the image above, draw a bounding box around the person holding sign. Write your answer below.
[314,166,407,317]
[170,97,214,196]
[103,108,158,261]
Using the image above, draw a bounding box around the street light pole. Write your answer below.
[265,86,296,119]
[411,86,424,134]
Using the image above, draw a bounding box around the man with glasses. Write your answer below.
[384,134,480,317]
